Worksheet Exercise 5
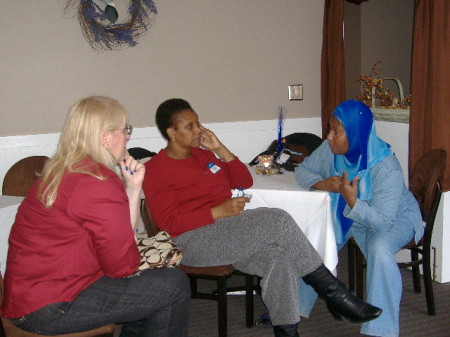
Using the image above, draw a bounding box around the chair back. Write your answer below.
[249,132,323,171]
[140,199,160,237]
[128,147,157,160]
[2,156,50,197]
[409,149,447,246]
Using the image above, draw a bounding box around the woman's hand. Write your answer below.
[119,153,145,190]
[339,170,359,208]
[199,126,222,151]
[119,152,145,234]
[311,176,341,193]
[200,125,235,162]
[211,197,251,220]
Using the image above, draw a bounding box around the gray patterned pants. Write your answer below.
[174,207,323,325]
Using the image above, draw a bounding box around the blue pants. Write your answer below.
[11,268,190,337]
[298,223,414,337]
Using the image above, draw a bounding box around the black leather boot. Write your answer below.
[302,264,382,323]
[273,323,300,337]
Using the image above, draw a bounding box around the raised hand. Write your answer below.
[339,170,359,208]
[199,125,222,151]
[200,125,235,162]
[119,152,145,190]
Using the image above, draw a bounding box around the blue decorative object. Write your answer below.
[64,0,157,51]
[277,106,285,155]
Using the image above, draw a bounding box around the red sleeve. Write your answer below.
[67,174,140,278]
[221,157,253,189]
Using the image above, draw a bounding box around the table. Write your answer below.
[244,167,338,272]
[0,195,24,276]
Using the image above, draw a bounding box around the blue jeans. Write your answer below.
[298,222,414,337]
[11,268,190,337]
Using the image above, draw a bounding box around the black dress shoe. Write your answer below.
[273,323,300,337]
[302,264,382,323]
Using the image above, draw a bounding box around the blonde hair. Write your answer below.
[38,96,128,208]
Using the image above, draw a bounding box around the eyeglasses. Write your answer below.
[113,124,133,136]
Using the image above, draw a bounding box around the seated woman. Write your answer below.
[295,100,423,337]
[142,98,382,337]
[0,96,190,337]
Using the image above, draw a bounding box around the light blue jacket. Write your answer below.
[295,140,423,249]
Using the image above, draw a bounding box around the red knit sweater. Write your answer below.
[142,148,253,237]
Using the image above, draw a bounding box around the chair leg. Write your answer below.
[348,240,356,292]
[217,277,228,337]
[0,318,5,337]
[355,247,365,300]
[244,275,254,328]
[411,250,422,293]
[422,253,436,315]
[190,277,199,298]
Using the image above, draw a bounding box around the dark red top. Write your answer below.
[1,158,140,318]
[142,148,253,237]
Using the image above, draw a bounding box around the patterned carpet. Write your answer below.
[187,246,450,337]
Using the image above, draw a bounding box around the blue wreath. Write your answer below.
[65,0,157,51]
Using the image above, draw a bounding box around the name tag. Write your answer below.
[208,162,221,174]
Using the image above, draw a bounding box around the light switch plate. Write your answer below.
[288,84,303,100]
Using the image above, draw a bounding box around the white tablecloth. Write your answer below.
[0,195,24,276]
[244,168,338,272]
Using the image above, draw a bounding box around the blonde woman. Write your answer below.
[0,96,190,337]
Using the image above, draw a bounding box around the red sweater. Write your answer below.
[0,158,140,318]
[142,148,253,237]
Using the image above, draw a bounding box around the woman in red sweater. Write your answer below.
[142,98,381,337]
[1,96,190,337]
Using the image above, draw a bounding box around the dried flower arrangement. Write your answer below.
[355,61,411,109]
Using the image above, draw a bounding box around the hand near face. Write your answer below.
[199,126,222,151]
[119,152,145,189]
[339,170,359,208]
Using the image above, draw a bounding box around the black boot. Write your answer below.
[273,323,300,337]
[302,264,382,323]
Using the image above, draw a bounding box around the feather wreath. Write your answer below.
[64,0,157,51]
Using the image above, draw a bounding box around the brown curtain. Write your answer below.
[321,0,345,138]
[409,0,450,191]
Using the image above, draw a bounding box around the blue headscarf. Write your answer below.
[330,100,393,244]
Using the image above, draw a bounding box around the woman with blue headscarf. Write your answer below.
[294,100,423,337]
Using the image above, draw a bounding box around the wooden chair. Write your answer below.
[0,274,117,337]
[2,156,50,196]
[140,199,256,337]
[348,149,447,315]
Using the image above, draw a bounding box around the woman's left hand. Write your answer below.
[199,126,222,151]
[339,170,358,208]
[119,152,145,190]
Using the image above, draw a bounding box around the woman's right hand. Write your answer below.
[311,176,341,193]
[211,197,250,220]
